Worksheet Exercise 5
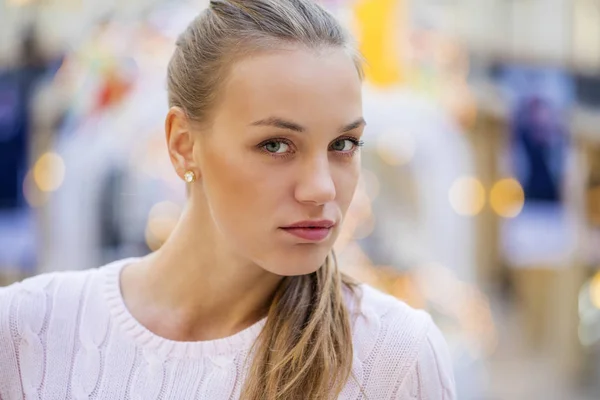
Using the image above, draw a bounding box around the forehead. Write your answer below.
[215,47,362,126]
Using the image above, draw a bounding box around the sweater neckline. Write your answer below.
[101,258,268,359]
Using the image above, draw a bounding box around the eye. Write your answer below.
[331,139,353,151]
[263,140,290,154]
[330,138,362,152]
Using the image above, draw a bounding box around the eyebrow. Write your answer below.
[250,117,366,133]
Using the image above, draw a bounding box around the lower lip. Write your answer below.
[281,227,332,242]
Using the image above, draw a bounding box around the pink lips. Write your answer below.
[280,220,335,242]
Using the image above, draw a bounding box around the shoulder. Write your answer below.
[404,317,456,399]
[0,268,94,332]
[1,267,94,306]
[0,264,118,396]
[345,283,456,399]
[0,258,134,346]
[345,283,432,360]
[0,257,130,313]
[0,259,129,344]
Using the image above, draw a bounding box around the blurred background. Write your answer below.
[1,0,600,398]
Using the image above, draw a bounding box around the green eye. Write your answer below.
[331,139,353,151]
[264,141,289,153]
[265,142,280,152]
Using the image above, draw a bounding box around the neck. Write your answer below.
[121,200,283,342]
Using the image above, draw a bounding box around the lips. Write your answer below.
[280,220,335,242]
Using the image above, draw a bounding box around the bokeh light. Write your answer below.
[590,271,600,310]
[145,201,182,250]
[376,131,416,166]
[353,212,375,240]
[33,153,66,193]
[448,177,486,216]
[490,178,525,218]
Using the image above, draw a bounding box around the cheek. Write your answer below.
[200,148,286,232]
[334,161,361,213]
[203,153,252,203]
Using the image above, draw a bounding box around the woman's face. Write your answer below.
[195,48,364,276]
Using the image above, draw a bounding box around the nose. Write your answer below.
[294,156,336,206]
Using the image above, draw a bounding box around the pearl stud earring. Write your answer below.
[183,171,196,183]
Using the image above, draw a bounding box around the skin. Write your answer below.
[120,47,365,342]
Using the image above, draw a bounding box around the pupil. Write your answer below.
[266,142,280,152]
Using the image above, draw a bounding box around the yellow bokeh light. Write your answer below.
[376,133,416,166]
[145,201,182,250]
[145,228,162,252]
[353,212,375,240]
[377,145,401,166]
[148,217,179,243]
[590,272,600,310]
[34,153,66,192]
[490,178,525,218]
[448,177,485,216]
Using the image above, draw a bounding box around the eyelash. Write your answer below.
[334,136,365,158]
[257,136,364,159]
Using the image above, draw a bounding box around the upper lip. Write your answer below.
[282,220,336,229]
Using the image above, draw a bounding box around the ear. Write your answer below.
[165,107,197,180]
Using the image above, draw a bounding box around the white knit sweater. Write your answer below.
[0,258,456,399]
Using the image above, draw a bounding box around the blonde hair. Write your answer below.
[167,1,362,398]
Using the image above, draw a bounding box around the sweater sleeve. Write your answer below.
[0,282,24,400]
[394,317,457,400]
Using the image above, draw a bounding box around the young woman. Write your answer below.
[0,0,456,398]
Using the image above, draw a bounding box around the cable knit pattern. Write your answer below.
[0,258,456,399]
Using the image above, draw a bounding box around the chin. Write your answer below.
[265,247,331,277]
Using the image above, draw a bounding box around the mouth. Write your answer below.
[280,220,336,242]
